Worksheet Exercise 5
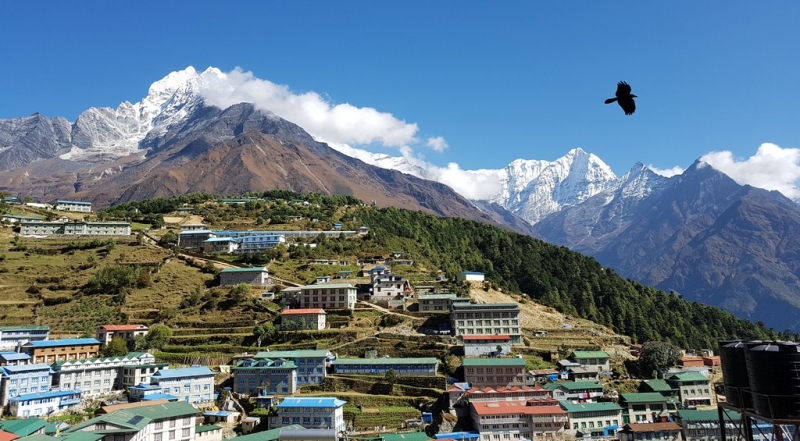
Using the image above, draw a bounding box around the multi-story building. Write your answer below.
[462,358,527,388]
[280,308,327,331]
[64,401,199,441]
[298,283,358,310]
[569,350,611,373]
[177,230,215,249]
[50,352,160,397]
[470,399,568,441]
[96,324,150,344]
[664,372,712,407]
[0,363,53,409]
[149,367,216,405]
[619,392,674,423]
[253,350,333,386]
[219,267,270,287]
[674,409,743,441]
[449,384,552,408]
[451,303,522,344]
[0,326,50,349]
[19,220,131,236]
[54,200,92,212]
[544,381,604,401]
[233,234,286,254]
[331,357,439,376]
[19,338,101,363]
[6,390,82,418]
[202,237,239,254]
[370,272,411,308]
[0,352,31,366]
[462,335,512,356]
[232,358,297,395]
[417,293,471,313]
[270,397,347,432]
[559,401,623,437]
[618,422,682,441]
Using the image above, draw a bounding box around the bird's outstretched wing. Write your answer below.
[616,81,632,97]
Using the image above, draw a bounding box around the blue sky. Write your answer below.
[1,2,799,195]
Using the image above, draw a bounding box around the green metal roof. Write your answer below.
[254,349,331,359]
[220,267,267,273]
[666,372,708,382]
[462,357,526,367]
[381,433,435,441]
[571,350,610,359]
[62,432,105,441]
[334,357,439,365]
[550,381,604,391]
[0,418,47,436]
[0,325,49,331]
[65,402,198,433]
[234,425,305,441]
[560,401,622,412]
[678,409,740,422]
[642,379,676,392]
[620,392,668,404]
[195,425,222,434]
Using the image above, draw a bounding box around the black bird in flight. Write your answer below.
[605,81,637,115]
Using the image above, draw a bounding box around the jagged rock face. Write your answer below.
[0,114,73,170]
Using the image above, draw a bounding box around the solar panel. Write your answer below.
[127,415,144,425]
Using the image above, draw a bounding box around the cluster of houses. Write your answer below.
[176,225,369,255]
[3,199,132,237]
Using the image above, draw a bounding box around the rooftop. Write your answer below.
[280,308,326,315]
[334,357,439,365]
[23,338,100,348]
[559,401,622,412]
[471,401,565,416]
[571,350,610,359]
[152,366,215,378]
[97,325,149,331]
[620,392,668,404]
[462,358,526,367]
[220,267,267,273]
[277,397,346,408]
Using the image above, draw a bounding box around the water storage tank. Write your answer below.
[745,341,800,419]
[720,341,752,408]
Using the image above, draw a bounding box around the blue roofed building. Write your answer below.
[0,363,53,410]
[0,352,32,366]
[20,338,101,363]
[149,367,216,405]
[270,397,347,432]
[7,389,82,417]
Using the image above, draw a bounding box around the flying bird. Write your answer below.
[605,81,637,115]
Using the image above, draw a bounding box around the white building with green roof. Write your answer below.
[64,401,199,441]
[232,358,297,395]
[559,401,622,437]
[618,392,675,423]
[664,372,712,407]
[219,266,270,287]
[544,381,604,401]
[569,350,611,372]
[462,357,527,388]
[299,283,357,310]
[0,325,50,349]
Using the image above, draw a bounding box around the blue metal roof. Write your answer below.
[460,271,484,275]
[152,366,215,378]
[2,363,53,373]
[0,352,31,360]
[142,393,178,401]
[203,410,236,417]
[8,389,82,401]
[24,338,100,348]
[204,237,235,242]
[129,383,162,390]
[277,397,346,408]
[178,230,213,235]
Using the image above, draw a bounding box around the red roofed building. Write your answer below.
[462,334,512,356]
[470,400,568,441]
[280,308,327,330]
[0,431,20,441]
[449,384,553,408]
[95,324,149,344]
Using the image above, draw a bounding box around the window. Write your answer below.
[169,430,176,440]
[182,429,190,437]
[155,421,164,429]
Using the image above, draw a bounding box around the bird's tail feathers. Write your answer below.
[604,98,617,104]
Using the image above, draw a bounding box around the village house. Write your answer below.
[177,229,215,249]
[674,409,743,441]
[416,293,471,313]
[147,366,216,405]
[451,303,523,344]
[618,422,682,441]
[470,400,568,441]
[232,357,297,396]
[219,267,270,288]
[19,220,131,236]
[50,352,163,397]
[664,372,712,407]
[559,401,623,438]
[370,271,412,309]
[0,326,50,350]
[449,384,552,409]
[270,397,347,433]
[462,335,512,357]
[618,392,675,423]
[95,324,150,344]
[457,271,485,282]
[0,417,48,437]
[567,366,600,382]
[202,237,239,254]
[331,357,439,376]
[19,338,101,363]
[252,349,333,386]
[544,381,605,401]
[63,401,199,441]
[6,389,83,418]
[195,424,223,441]
[280,308,327,331]
[640,379,680,400]
[298,283,358,310]
[0,363,53,410]
[569,350,611,372]
[53,200,92,212]
[462,358,527,388]
[0,352,31,366]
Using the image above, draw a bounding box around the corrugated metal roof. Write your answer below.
[152,366,215,378]
[277,397,346,408]
[462,358,525,367]
[24,338,100,348]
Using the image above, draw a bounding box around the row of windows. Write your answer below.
[8,376,49,386]
[456,312,517,319]
[281,416,333,425]
[469,368,523,374]
[457,328,520,335]
[572,419,619,429]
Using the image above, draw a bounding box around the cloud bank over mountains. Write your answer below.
[195,67,798,202]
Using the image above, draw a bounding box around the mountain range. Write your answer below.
[1,66,799,331]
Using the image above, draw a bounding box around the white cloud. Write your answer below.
[648,165,685,177]
[198,67,420,148]
[700,143,800,200]
[426,136,448,152]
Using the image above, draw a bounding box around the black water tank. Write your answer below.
[720,341,751,408]
[745,341,800,419]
